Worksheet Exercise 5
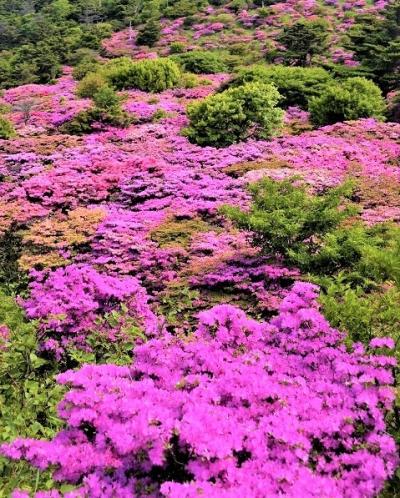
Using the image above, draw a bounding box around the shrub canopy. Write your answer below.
[185,82,284,147]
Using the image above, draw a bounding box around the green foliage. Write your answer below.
[309,77,387,126]
[136,18,161,47]
[224,64,333,109]
[76,72,107,98]
[320,278,400,345]
[0,115,16,139]
[224,177,400,287]
[346,0,400,92]
[164,0,197,18]
[184,82,284,147]
[277,19,330,66]
[63,86,131,134]
[0,291,63,496]
[171,50,229,74]
[321,62,374,81]
[103,57,182,92]
[297,223,400,286]
[169,42,186,54]
[0,229,28,295]
[158,281,200,331]
[72,57,101,81]
[222,177,357,261]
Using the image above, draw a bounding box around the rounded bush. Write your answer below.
[185,82,284,147]
[172,51,229,74]
[0,116,15,139]
[76,72,107,98]
[104,58,181,93]
[225,65,333,108]
[309,77,387,126]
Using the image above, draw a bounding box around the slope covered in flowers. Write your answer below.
[0,1,399,497]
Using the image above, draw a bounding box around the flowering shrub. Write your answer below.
[171,51,229,74]
[2,283,398,497]
[22,264,158,353]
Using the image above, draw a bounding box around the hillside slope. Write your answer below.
[0,1,399,497]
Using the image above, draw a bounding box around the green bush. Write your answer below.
[0,291,63,496]
[223,176,400,286]
[320,277,400,345]
[136,18,161,47]
[63,86,132,134]
[169,42,186,54]
[103,58,181,93]
[222,177,356,259]
[309,77,387,125]
[277,19,330,66]
[223,65,333,108]
[184,82,284,147]
[0,115,16,139]
[72,58,101,81]
[164,0,197,18]
[171,51,229,74]
[76,72,107,98]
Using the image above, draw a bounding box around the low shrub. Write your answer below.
[309,77,387,126]
[72,58,101,81]
[103,57,181,93]
[62,86,132,134]
[76,72,107,98]
[222,177,356,261]
[223,177,400,286]
[169,42,186,54]
[0,115,15,139]
[171,50,229,74]
[184,82,284,147]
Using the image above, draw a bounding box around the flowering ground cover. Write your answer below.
[0,0,399,497]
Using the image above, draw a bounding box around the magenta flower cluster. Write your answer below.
[2,283,398,497]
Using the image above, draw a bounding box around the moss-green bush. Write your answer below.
[72,58,101,81]
[224,64,333,108]
[76,72,107,98]
[171,51,229,74]
[62,86,132,134]
[223,177,400,287]
[103,57,181,93]
[0,115,16,138]
[222,177,357,261]
[309,77,387,125]
[184,82,284,147]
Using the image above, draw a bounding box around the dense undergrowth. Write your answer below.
[0,0,399,497]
